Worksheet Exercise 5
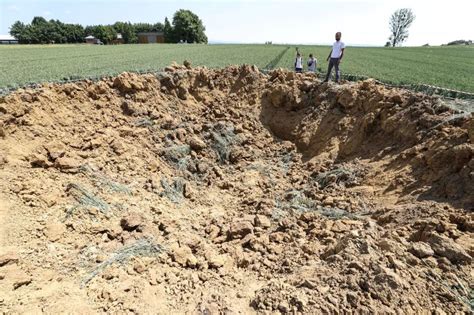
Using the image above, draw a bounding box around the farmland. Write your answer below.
[0,44,473,93]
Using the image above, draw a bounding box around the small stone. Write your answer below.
[378,239,396,251]
[120,212,145,232]
[374,267,406,289]
[228,220,253,239]
[188,136,207,151]
[331,221,348,233]
[318,286,330,294]
[427,233,472,264]
[410,242,434,258]
[299,279,317,290]
[29,153,51,168]
[133,260,146,274]
[347,261,365,272]
[346,292,359,307]
[197,162,208,174]
[54,156,82,172]
[44,222,66,242]
[423,256,438,268]
[13,274,32,290]
[183,182,194,199]
[111,141,127,155]
[0,252,19,266]
[186,254,198,268]
[170,244,196,267]
[183,60,192,69]
[278,302,290,313]
[388,255,405,270]
[175,128,187,141]
[205,251,227,269]
[254,215,271,228]
[323,196,334,206]
[44,141,66,160]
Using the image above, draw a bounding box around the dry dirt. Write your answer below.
[0,64,473,314]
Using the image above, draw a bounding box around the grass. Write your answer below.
[81,237,164,287]
[0,43,473,93]
[277,45,474,93]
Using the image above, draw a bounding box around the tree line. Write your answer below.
[9,9,207,44]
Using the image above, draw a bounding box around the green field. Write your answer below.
[0,44,473,93]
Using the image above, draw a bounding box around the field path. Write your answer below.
[264,46,290,70]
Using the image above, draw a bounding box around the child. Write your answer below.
[295,52,303,73]
[307,54,317,72]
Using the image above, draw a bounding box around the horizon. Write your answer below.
[1,0,473,46]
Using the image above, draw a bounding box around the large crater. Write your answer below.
[0,64,472,313]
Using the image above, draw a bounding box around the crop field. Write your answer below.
[276,45,474,93]
[0,43,473,93]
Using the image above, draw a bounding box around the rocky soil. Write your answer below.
[0,64,473,313]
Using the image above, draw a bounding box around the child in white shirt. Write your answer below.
[295,52,303,73]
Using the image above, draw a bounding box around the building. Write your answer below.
[111,33,124,45]
[0,35,18,44]
[85,35,101,44]
[137,32,164,44]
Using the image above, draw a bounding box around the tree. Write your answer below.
[153,22,164,32]
[114,22,137,43]
[163,17,174,43]
[171,9,207,43]
[388,8,415,47]
[133,23,153,33]
[64,23,85,43]
[85,25,116,44]
[9,21,30,43]
[8,13,206,45]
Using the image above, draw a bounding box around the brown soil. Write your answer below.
[0,64,472,314]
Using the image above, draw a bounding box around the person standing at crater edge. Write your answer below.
[324,32,345,83]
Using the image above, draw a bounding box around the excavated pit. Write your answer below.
[0,64,473,313]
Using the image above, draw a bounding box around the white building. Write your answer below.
[0,35,18,44]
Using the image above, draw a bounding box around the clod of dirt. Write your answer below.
[120,212,145,232]
[0,64,472,313]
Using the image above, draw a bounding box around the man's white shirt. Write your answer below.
[330,41,345,58]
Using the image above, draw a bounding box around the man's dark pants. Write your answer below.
[325,57,340,82]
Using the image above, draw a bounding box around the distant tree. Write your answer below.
[113,22,137,43]
[384,41,391,47]
[163,17,174,43]
[31,16,47,26]
[65,23,85,43]
[133,23,153,33]
[8,13,205,45]
[388,8,415,47]
[153,22,164,32]
[171,9,207,44]
[10,17,83,44]
[29,16,49,43]
[85,25,116,44]
[447,39,472,46]
[9,21,29,43]
[133,22,163,33]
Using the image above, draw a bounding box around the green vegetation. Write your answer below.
[277,45,474,93]
[9,9,207,45]
[0,44,473,93]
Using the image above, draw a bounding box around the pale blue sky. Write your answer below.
[1,0,473,46]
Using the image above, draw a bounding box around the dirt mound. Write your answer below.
[0,64,472,313]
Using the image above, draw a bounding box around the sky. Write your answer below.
[1,0,473,46]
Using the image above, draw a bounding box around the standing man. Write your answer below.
[324,32,345,83]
